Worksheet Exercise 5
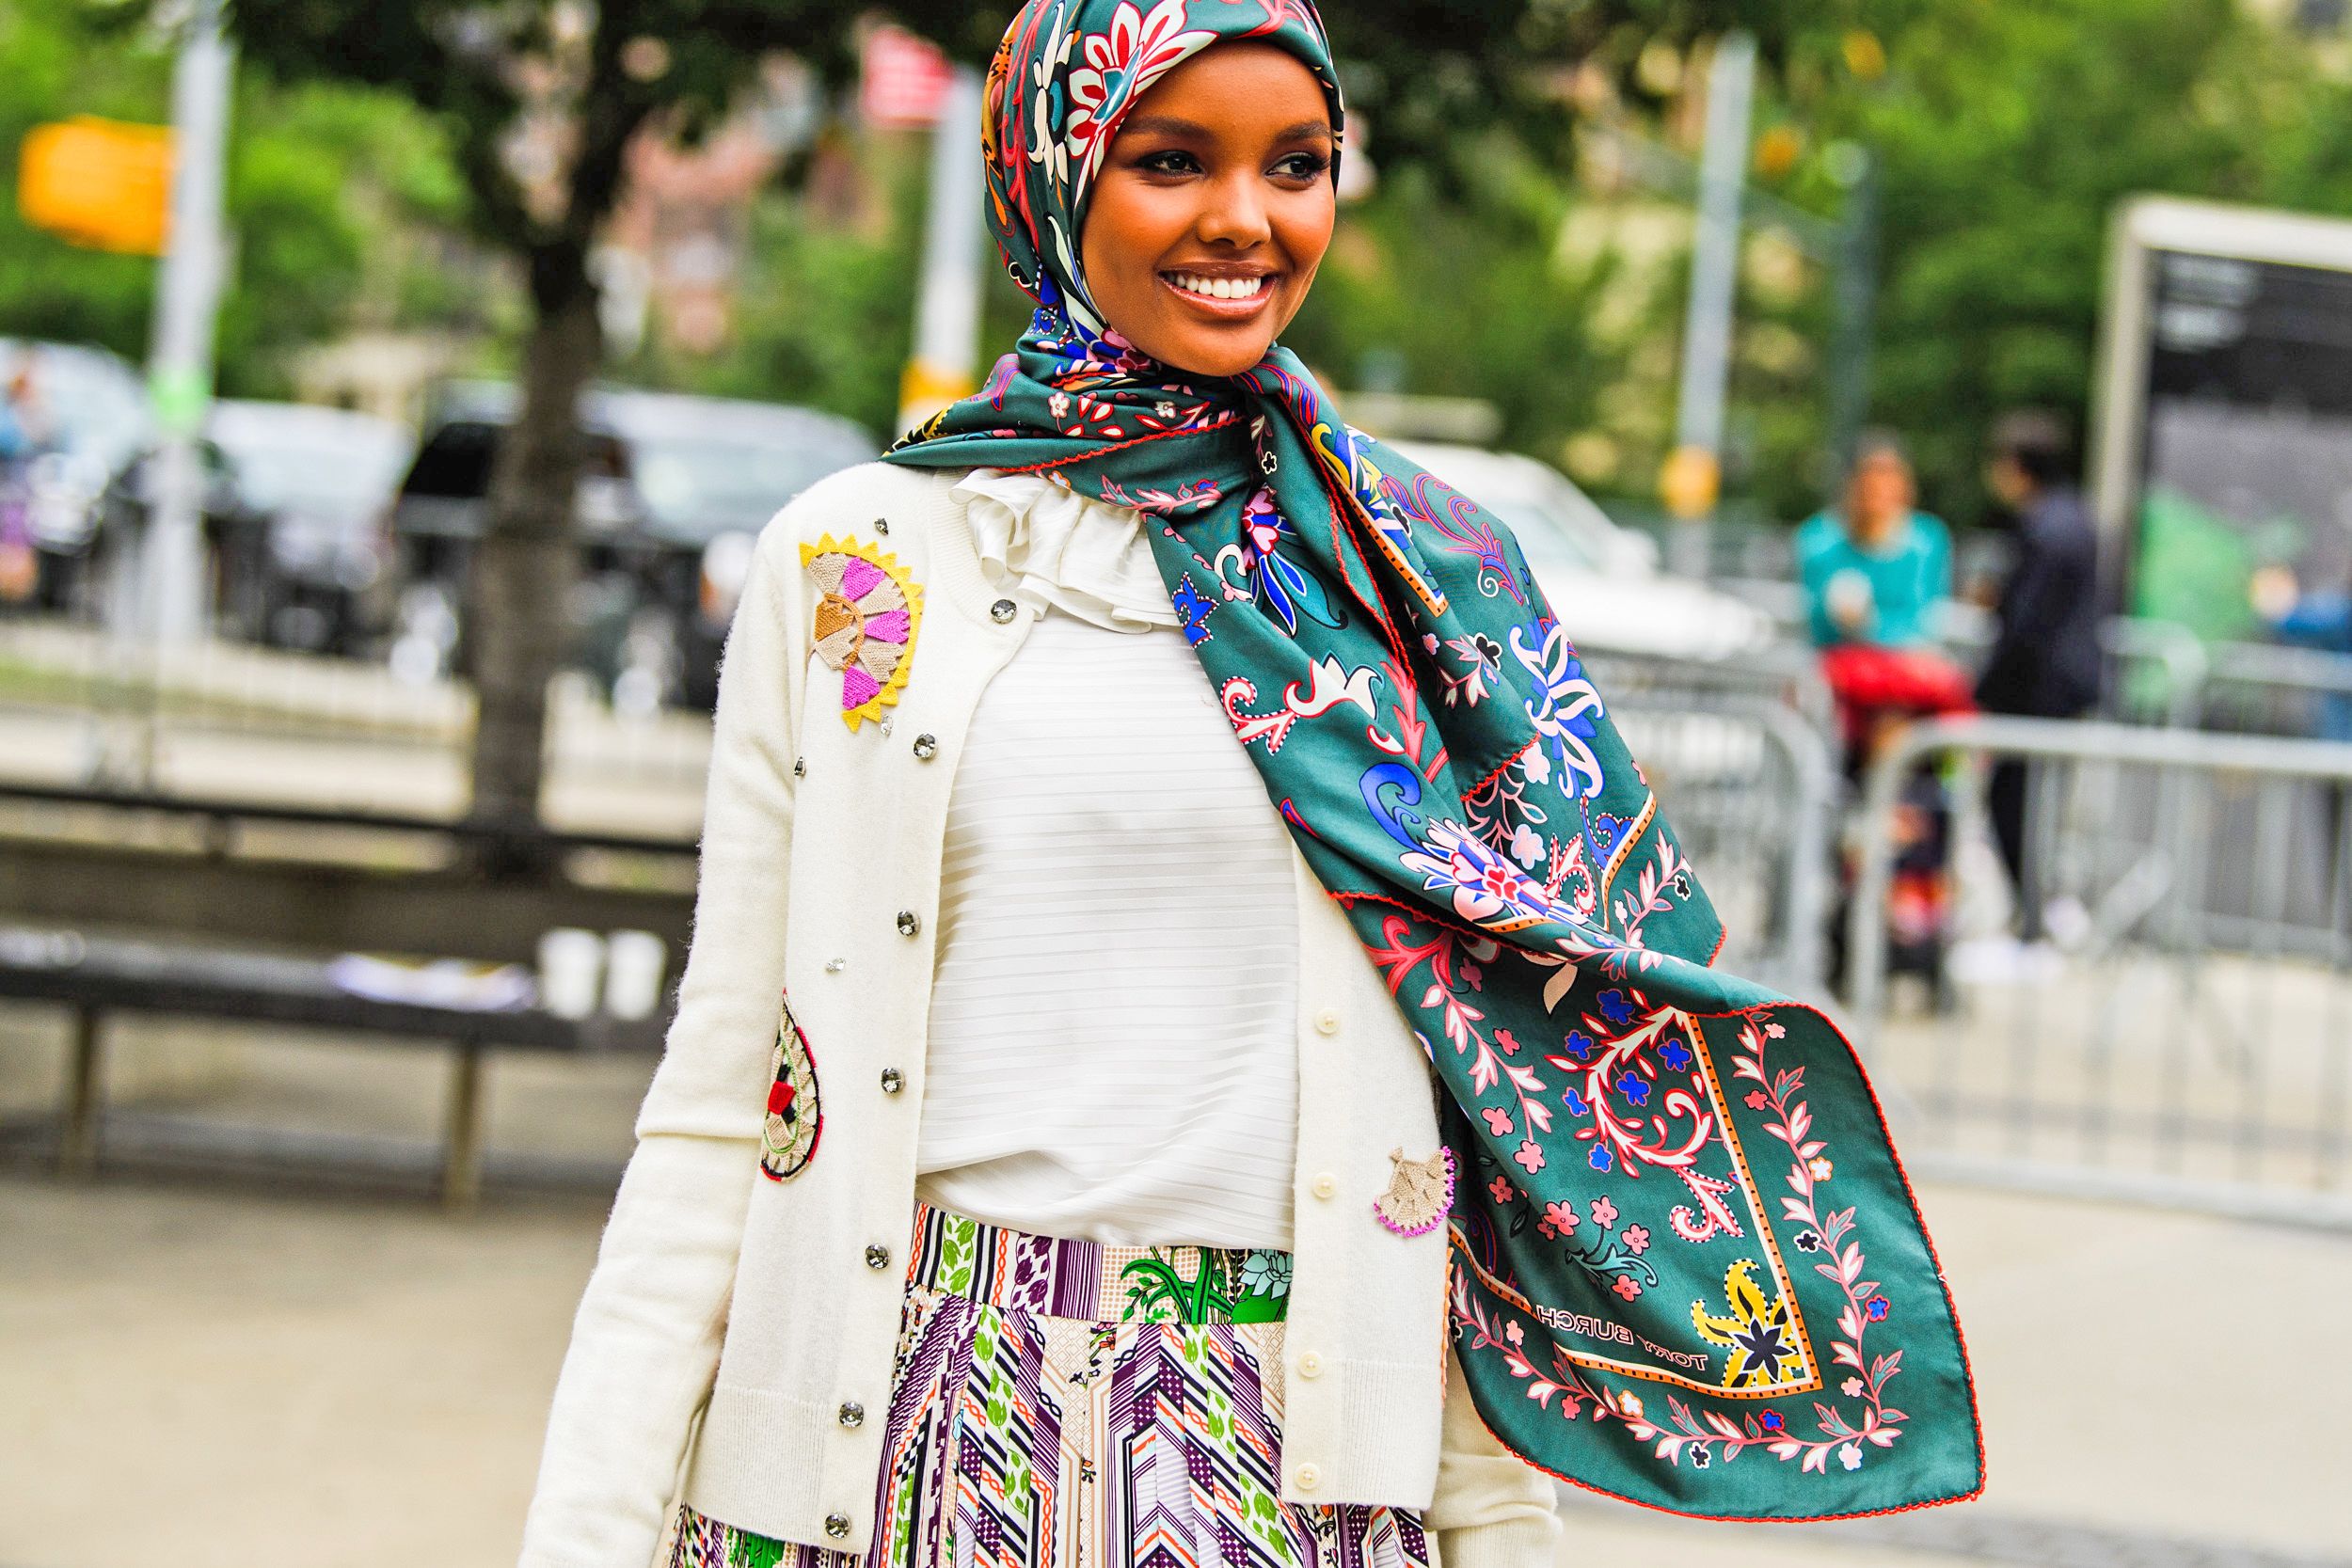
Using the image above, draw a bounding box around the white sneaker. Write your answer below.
[1948,935,2065,987]
[2042,895,2093,951]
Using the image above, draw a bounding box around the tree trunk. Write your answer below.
[465,245,601,870]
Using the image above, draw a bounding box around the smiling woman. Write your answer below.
[1078,43,1337,377]
[516,3,1980,1565]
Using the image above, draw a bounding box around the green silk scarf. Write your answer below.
[886,0,1981,1519]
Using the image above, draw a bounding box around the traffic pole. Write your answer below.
[140,0,232,648]
[1664,31,1755,579]
[898,66,986,436]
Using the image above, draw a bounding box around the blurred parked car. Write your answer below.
[1391,441,1776,661]
[385,384,877,709]
[206,400,414,654]
[0,339,153,615]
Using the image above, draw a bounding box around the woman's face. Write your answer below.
[1078,42,1338,379]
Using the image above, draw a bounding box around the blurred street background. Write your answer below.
[4,0,2352,1563]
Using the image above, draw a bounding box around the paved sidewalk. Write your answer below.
[2,1170,2347,1567]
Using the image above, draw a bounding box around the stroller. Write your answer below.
[1820,643,1977,1006]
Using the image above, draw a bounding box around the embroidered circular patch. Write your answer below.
[801,533,923,731]
[759,991,821,1182]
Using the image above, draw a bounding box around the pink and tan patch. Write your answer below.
[801,533,924,730]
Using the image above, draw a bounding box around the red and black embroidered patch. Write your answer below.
[759,990,821,1182]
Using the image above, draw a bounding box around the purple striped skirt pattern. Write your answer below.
[671,1204,1433,1568]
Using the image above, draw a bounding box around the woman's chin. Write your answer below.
[1147,331,1276,380]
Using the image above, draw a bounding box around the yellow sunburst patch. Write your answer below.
[802,532,924,731]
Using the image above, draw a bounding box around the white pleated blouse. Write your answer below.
[913,469,1303,1252]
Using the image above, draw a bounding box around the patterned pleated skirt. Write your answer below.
[671,1204,1434,1568]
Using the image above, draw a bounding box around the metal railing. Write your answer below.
[1845,715,2352,1227]
[0,613,710,825]
[1612,692,1837,997]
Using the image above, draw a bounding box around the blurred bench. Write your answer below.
[0,781,696,1208]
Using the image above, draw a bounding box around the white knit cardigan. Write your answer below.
[516,462,1563,1568]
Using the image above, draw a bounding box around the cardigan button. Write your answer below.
[865,1244,891,1271]
[881,1068,905,1095]
[897,910,922,938]
[1294,1464,1322,1492]
[824,1514,850,1540]
[1311,1173,1337,1200]
[1296,1351,1324,1380]
[1314,1008,1341,1037]
[912,733,939,761]
[838,1401,866,1428]
[990,597,1019,624]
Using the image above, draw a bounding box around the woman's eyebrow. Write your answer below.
[1116,115,1335,143]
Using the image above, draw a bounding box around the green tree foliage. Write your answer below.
[1789,0,2352,525]
[0,0,471,393]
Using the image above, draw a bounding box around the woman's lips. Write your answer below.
[1160,270,1277,321]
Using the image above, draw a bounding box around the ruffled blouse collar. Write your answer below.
[951,468,1178,634]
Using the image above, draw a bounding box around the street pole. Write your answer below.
[141,0,232,649]
[898,66,986,435]
[1665,31,1756,580]
[1824,145,1880,491]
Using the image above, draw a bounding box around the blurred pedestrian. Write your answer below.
[1976,410,2101,945]
[1798,433,1953,655]
[0,359,41,607]
[2249,563,2352,742]
[1798,434,1973,771]
[518,6,1979,1562]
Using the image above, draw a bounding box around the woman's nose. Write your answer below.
[1196,172,1272,248]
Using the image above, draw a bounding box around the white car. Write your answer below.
[1390,441,1776,661]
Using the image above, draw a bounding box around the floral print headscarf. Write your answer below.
[887,0,1982,1519]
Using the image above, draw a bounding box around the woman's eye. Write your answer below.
[1272,152,1331,182]
[1136,150,1202,175]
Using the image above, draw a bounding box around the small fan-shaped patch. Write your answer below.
[759,990,821,1182]
[1374,1146,1455,1237]
[803,533,924,730]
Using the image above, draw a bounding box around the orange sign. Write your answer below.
[17,117,174,257]
[1660,445,1722,520]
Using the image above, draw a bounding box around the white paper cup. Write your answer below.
[602,929,669,1021]
[537,927,606,1021]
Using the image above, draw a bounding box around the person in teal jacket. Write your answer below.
[1797,435,1954,651]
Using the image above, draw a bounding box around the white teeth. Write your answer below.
[1170,274,1264,301]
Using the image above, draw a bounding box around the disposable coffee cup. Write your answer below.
[603,929,668,1021]
[537,927,606,1021]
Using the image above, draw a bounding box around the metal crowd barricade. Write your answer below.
[1607,690,1838,998]
[2201,639,2352,742]
[0,612,711,817]
[1845,715,2352,1227]
[1585,641,1838,746]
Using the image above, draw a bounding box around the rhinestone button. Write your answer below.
[874,516,890,535]
[912,733,939,761]
[881,1068,905,1095]
[839,1401,866,1428]
[793,757,807,778]
[896,910,922,937]
[865,1244,891,1271]
[824,1514,850,1540]
[880,715,895,736]
[825,958,846,974]
[990,597,1019,624]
